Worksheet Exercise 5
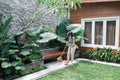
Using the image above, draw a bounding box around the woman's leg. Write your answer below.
[71,47,76,62]
[67,47,71,61]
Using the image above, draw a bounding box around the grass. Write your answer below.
[21,66,47,76]
[38,62,120,80]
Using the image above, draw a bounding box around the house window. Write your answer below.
[81,17,119,49]
[84,22,92,44]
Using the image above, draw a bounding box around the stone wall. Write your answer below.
[0,0,61,34]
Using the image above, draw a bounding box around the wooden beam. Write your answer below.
[82,0,120,3]
[44,51,67,60]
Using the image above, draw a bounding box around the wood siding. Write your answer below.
[70,2,120,53]
[82,0,120,3]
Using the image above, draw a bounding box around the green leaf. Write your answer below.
[23,43,39,48]
[0,16,13,45]
[4,68,11,74]
[20,50,30,56]
[4,38,16,44]
[0,58,7,61]
[12,31,24,36]
[12,61,18,66]
[1,62,12,68]
[56,19,72,43]
[66,24,83,33]
[37,32,57,43]
[9,50,19,54]
[30,43,39,47]
[27,26,43,36]
[57,36,66,43]
[15,66,25,70]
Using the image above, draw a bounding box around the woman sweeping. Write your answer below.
[65,31,76,65]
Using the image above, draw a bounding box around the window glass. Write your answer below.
[95,21,103,45]
[84,22,92,44]
[106,21,116,45]
[82,17,119,49]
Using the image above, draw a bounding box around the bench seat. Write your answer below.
[44,51,67,60]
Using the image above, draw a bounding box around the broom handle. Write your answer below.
[60,45,67,56]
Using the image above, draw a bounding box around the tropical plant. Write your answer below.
[96,48,105,61]
[0,13,25,79]
[25,25,57,60]
[56,19,86,50]
[85,49,94,59]
[56,19,73,43]
[103,48,114,62]
[66,24,86,42]
[113,48,120,63]
[86,48,115,62]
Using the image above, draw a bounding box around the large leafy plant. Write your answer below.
[25,25,57,60]
[56,19,86,48]
[56,19,73,43]
[66,24,86,42]
[0,13,25,79]
[86,48,115,62]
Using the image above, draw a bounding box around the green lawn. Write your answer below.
[38,62,120,80]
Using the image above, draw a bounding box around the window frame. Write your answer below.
[81,17,120,49]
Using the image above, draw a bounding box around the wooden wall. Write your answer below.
[82,0,120,3]
[70,2,120,53]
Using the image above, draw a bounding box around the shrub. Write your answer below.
[0,13,25,79]
[86,48,115,62]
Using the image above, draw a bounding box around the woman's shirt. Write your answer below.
[68,36,75,47]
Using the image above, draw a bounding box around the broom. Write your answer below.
[57,45,67,62]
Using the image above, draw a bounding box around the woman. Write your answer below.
[65,31,76,65]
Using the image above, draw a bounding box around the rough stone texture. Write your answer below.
[23,58,44,71]
[0,0,61,34]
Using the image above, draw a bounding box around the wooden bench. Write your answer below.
[44,51,67,60]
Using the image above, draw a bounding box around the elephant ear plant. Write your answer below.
[25,25,57,60]
[0,13,25,79]
[56,19,73,43]
[56,19,86,49]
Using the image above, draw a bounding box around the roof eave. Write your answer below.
[82,0,120,3]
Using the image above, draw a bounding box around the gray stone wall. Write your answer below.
[0,0,62,34]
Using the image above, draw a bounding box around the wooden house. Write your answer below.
[70,0,120,53]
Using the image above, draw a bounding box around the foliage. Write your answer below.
[37,32,57,43]
[113,49,120,63]
[25,25,57,60]
[66,24,86,42]
[35,0,82,17]
[28,52,43,60]
[56,19,86,49]
[86,47,120,63]
[21,0,82,33]
[56,19,72,43]
[0,13,25,79]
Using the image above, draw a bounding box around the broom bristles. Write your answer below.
[57,56,63,62]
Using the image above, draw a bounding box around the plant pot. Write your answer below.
[41,47,60,55]
[23,58,44,71]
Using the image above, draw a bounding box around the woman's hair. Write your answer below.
[68,31,74,37]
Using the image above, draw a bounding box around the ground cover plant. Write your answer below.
[38,61,120,80]
[86,48,120,63]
